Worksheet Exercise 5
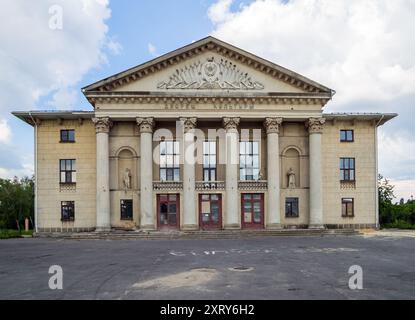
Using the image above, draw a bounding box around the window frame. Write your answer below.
[59,159,76,184]
[120,199,133,221]
[60,129,75,143]
[159,140,180,182]
[285,197,299,218]
[340,130,354,142]
[239,141,260,181]
[61,201,75,222]
[340,157,356,182]
[341,198,355,217]
[203,141,217,182]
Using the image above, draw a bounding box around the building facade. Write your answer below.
[13,37,396,233]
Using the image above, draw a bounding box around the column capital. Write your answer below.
[264,117,283,134]
[92,117,112,134]
[307,118,326,134]
[136,117,154,133]
[223,117,240,131]
[179,117,197,133]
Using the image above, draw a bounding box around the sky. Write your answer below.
[0,0,414,200]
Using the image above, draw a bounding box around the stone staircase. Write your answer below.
[35,228,359,240]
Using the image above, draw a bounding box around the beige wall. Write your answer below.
[322,120,377,227]
[35,118,378,231]
[37,120,96,231]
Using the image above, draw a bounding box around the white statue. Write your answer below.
[123,168,131,190]
[288,168,296,189]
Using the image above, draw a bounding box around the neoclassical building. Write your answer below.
[13,37,396,233]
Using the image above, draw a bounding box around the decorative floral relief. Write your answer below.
[157,57,265,90]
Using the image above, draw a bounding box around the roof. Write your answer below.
[12,111,94,125]
[12,110,397,127]
[82,36,335,97]
[323,113,398,126]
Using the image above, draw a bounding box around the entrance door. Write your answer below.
[199,194,222,230]
[241,193,264,229]
[157,194,180,230]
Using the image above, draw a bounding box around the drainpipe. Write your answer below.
[375,115,385,230]
[29,112,38,233]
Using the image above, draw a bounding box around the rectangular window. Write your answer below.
[61,201,75,221]
[60,159,76,184]
[342,198,354,217]
[340,158,355,181]
[203,141,216,181]
[120,199,133,220]
[239,141,260,181]
[340,130,354,142]
[285,198,299,218]
[160,141,180,181]
[60,129,75,142]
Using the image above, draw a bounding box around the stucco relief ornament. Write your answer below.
[287,168,296,189]
[136,117,154,133]
[179,117,197,133]
[123,168,131,190]
[92,117,112,133]
[223,117,240,131]
[157,57,265,90]
[307,118,326,134]
[264,117,283,134]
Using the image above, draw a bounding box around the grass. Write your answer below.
[0,229,33,239]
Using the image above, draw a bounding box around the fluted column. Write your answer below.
[307,118,325,229]
[136,118,155,230]
[223,117,240,229]
[265,118,283,229]
[180,117,198,230]
[92,117,112,231]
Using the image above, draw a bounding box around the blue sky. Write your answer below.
[1,0,414,200]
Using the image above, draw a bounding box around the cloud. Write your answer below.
[0,119,11,144]
[208,0,415,197]
[0,0,119,115]
[0,0,119,178]
[148,43,159,57]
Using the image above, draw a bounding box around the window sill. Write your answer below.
[59,141,76,143]
[121,218,133,221]
[285,216,300,219]
[60,182,76,185]
[61,219,75,222]
[341,216,355,218]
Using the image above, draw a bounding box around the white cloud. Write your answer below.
[0,119,11,144]
[0,0,119,115]
[0,0,119,178]
[391,179,415,202]
[208,0,415,195]
[209,0,415,105]
[148,43,159,57]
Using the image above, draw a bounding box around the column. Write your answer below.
[136,118,155,230]
[264,117,283,229]
[223,117,240,229]
[180,117,198,230]
[92,117,112,232]
[307,118,326,229]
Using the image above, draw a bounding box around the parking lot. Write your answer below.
[1,234,414,299]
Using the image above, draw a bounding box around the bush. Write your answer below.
[382,220,415,230]
[0,229,33,239]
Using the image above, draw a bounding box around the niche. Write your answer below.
[282,147,301,189]
[117,148,136,190]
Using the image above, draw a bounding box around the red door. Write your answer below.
[241,193,264,229]
[157,194,180,230]
[199,194,222,230]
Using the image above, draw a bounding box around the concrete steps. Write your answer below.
[35,228,359,240]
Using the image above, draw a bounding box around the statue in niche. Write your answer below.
[123,168,131,190]
[287,168,296,189]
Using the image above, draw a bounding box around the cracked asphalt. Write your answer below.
[0,234,414,300]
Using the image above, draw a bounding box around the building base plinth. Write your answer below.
[182,224,199,231]
[308,224,325,230]
[266,223,283,230]
[224,224,241,230]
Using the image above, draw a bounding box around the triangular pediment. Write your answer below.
[83,36,334,102]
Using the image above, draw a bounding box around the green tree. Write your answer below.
[0,176,34,230]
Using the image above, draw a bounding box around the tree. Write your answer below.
[0,176,34,230]
[378,174,395,225]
